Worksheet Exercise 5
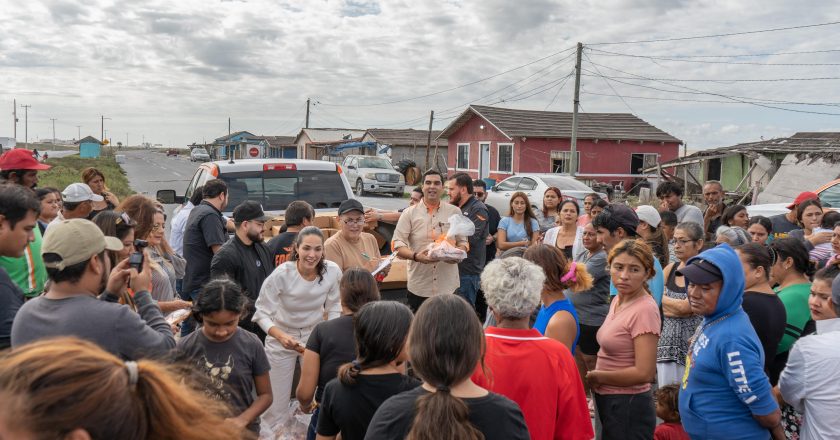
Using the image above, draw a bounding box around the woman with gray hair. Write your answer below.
[472,257,594,440]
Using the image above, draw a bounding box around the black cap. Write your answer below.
[607,204,639,235]
[338,199,365,216]
[233,200,270,223]
[677,259,724,285]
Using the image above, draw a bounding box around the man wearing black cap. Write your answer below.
[592,203,665,305]
[325,199,382,273]
[211,200,274,340]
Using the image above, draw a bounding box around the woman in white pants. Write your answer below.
[253,226,342,435]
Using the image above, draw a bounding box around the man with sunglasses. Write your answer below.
[592,204,665,305]
[210,201,274,341]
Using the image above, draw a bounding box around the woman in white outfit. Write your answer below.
[253,226,342,435]
[543,200,583,260]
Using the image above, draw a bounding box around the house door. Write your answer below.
[479,143,490,179]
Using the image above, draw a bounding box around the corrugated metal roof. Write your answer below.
[247,135,296,148]
[75,136,102,145]
[214,131,255,143]
[365,128,447,147]
[437,105,682,143]
[298,128,367,143]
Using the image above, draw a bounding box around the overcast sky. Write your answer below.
[3,0,840,149]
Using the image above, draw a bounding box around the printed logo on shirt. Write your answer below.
[727,351,754,396]
[199,354,233,401]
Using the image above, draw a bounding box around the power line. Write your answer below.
[589,20,840,45]
[487,71,576,105]
[315,46,576,107]
[588,47,840,66]
[581,70,840,82]
[583,61,840,116]
[583,52,635,114]
[590,48,840,59]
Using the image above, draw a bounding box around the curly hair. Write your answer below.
[480,257,545,320]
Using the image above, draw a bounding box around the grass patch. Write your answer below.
[38,154,134,199]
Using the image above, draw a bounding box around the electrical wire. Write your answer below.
[588,20,840,45]
[581,70,840,83]
[315,46,576,107]
[590,48,840,59]
[583,52,635,114]
[588,47,840,66]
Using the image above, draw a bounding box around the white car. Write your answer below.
[156,158,354,216]
[747,178,840,218]
[190,148,211,162]
[342,155,405,197]
[485,174,607,214]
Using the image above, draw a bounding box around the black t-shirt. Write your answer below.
[742,291,787,375]
[769,214,799,240]
[364,387,530,440]
[177,328,270,432]
[0,267,24,349]
[268,231,298,267]
[306,315,356,401]
[182,201,227,294]
[486,205,501,263]
[317,373,420,440]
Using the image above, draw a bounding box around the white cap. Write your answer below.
[62,183,104,203]
[635,205,661,228]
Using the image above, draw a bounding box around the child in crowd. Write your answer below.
[810,211,840,264]
[177,278,273,434]
[654,384,690,440]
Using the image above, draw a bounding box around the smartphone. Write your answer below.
[129,252,144,272]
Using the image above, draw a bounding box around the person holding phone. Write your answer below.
[253,226,342,437]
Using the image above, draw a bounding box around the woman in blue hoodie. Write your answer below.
[678,243,783,440]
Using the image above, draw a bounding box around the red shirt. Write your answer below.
[654,422,690,440]
[472,327,593,440]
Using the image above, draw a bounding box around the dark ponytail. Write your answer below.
[770,238,816,278]
[406,295,485,440]
[191,277,248,323]
[337,301,412,386]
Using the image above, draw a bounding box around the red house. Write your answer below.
[437,105,682,190]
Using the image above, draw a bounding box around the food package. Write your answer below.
[425,214,475,262]
[269,401,312,440]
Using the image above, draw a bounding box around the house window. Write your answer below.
[497,143,513,173]
[630,153,658,174]
[550,151,580,174]
[457,143,470,170]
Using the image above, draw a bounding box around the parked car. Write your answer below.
[190,147,211,162]
[342,155,405,197]
[747,178,840,218]
[485,174,608,214]
[166,148,179,157]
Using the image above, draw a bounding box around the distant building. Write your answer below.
[246,135,297,159]
[437,105,682,189]
[362,129,447,171]
[75,136,103,158]
[210,131,256,160]
[294,128,367,160]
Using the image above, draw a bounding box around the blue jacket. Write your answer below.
[679,244,779,439]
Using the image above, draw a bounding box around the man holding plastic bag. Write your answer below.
[392,170,469,312]
[447,172,488,307]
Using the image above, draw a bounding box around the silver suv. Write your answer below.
[190,147,211,162]
[342,155,405,197]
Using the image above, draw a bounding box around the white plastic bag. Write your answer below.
[268,401,312,440]
[426,214,475,262]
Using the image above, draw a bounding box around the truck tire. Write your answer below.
[355,179,366,196]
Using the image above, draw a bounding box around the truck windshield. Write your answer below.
[220,169,348,211]
[358,157,392,169]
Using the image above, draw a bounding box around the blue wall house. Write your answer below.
[211,131,257,160]
[76,136,103,158]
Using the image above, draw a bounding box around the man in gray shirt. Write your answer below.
[657,181,704,226]
[12,219,175,359]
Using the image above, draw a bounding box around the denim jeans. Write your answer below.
[456,274,481,307]
[306,407,320,440]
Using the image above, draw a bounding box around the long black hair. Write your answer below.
[191,277,248,323]
[291,226,327,283]
[337,301,412,386]
[769,238,815,277]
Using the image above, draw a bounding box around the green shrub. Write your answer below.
[38,155,134,199]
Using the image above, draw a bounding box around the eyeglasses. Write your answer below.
[342,218,365,225]
[674,239,697,246]
[115,212,136,226]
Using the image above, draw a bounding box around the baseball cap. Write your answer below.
[787,192,818,210]
[0,149,51,171]
[338,199,365,216]
[62,183,104,203]
[677,259,724,285]
[42,219,123,270]
[605,203,639,235]
[635,205,661,228]
[233,200,270,223]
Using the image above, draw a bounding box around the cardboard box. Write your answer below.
[380,258,407,290]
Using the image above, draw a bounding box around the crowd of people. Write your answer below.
[1,145,840,440]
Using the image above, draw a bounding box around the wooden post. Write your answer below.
[425,110,434,171]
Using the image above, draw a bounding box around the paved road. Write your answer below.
[118,149,410,212]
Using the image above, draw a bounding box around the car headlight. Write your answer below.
[364,173,377,180]
[399,174,405,183]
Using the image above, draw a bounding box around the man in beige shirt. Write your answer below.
[392,170,467,312]
[325,199,381,273]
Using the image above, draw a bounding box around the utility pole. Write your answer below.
[305,98,311,129]
[424,110,434,171]
[50,118,57,148]
[569,42,583,177]
[21,104,31,148]
[100,115,110,143]
[126,132,129,148]
[76,125,81,141]
[12,99,17,140]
